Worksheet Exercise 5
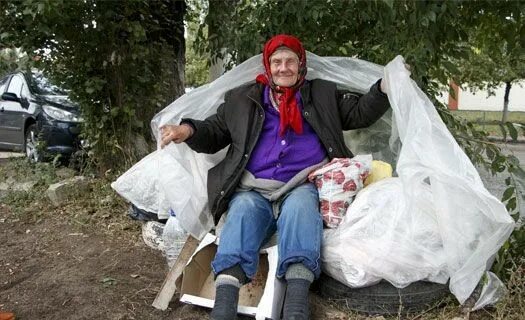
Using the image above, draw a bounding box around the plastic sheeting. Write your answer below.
[322,57,514,309]
[111,53,514,308]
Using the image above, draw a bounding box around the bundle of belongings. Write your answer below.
[112,53,515,315]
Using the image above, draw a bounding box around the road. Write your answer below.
[475,142,525,200]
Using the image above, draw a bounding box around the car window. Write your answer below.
[6,75,24,97]
[0,76,9,94]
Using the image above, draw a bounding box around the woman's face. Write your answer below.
[269,48,300,88]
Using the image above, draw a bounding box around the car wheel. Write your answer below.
[25,124,41,162]
[318,273,449,316]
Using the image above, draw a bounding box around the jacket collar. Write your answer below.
[246,82,265,105]
[246,81,312,108]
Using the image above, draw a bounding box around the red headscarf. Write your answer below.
[256,34,307,136]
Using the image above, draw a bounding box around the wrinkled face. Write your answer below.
[269,48,300,88]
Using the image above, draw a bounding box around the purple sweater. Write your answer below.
[245,86,327,182]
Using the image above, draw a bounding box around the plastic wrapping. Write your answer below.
[112,53,514,307]
[321,56,514,307]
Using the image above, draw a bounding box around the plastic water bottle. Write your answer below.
[163,209,187,268]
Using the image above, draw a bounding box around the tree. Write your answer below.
[0,0,186,171]
[454,2,525,125]
[185,16,210,87]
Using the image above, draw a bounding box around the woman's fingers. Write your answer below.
[159,125,191,148]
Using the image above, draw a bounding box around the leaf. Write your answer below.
[498,123,507,141]
[110,107,120,117]
[505,122,518,141]
[506,197,516,211]
[502,186,515,202]
[101,277,117,287]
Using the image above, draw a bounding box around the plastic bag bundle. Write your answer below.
[308,155,372,228]
[320,56,514,310]
[322,177,447,287]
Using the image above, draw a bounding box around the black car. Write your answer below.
[0,71,83,162]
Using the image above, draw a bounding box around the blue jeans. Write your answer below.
[211,183,323,280]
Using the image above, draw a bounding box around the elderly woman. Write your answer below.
[160,34,390,320]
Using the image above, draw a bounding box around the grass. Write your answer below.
[452,110,525,123]
[0,157,136,235]
[451,110,525,137]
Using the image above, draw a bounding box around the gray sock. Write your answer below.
[283,263,313,320]
[210,275,240,320]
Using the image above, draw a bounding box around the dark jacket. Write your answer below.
[183,79,390,224]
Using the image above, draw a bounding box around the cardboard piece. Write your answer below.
[177,233,284,319]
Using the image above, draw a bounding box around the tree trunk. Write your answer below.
[162,0,186,101]
[501,81,511,123]
[150,0,186,103]
[207,0,235,80]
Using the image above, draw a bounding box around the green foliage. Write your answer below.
[185,14,210,87]
[0,0,186,172]
[196,0,474,94]
[454,1,524,89]
[452,1,524,124]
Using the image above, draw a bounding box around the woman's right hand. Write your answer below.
[159,124,194,148]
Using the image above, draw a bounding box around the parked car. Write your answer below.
[0,71,83,162]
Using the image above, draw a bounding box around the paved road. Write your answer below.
[475,143,525,200]
[501,143,525,163]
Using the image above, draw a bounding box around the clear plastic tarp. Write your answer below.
[111,53,515,308]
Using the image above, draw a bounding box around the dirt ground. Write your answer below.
[1,155,521,320]
[0,158,351,320]
[0,203,203,320]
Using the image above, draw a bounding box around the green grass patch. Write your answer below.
[452,110,525,123]
[451,110,525,137]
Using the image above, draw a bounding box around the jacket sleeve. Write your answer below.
[181,101,232,154]
[337,79,390,130]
